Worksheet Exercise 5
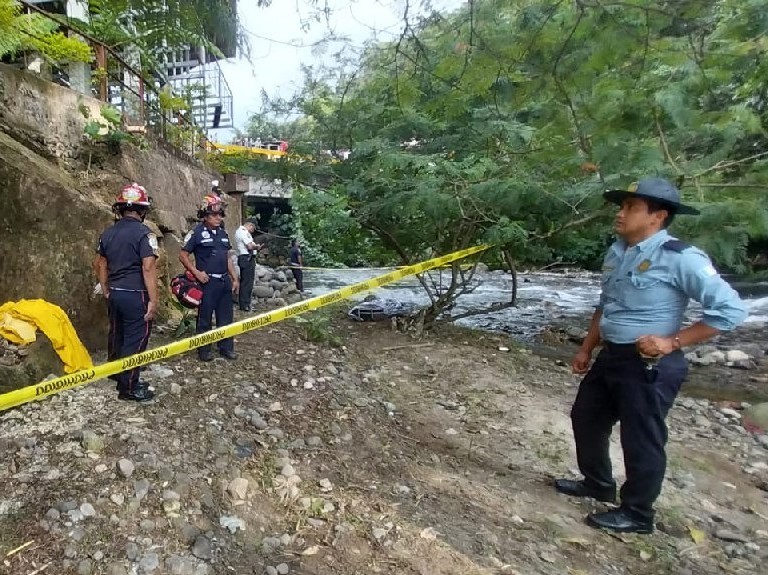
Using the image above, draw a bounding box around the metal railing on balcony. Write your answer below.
[17,0,226,160]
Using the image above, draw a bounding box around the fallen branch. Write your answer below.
[381,343,436,352]
[27,564,51,575]
[6,540,34,557]
[534,260,576,272]
[446,301,517,322]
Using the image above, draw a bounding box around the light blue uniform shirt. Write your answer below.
[598,229,747,344]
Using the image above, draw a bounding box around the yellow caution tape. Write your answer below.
[0,245,489,412]
[297,263,474,271]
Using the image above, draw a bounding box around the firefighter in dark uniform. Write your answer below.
[93,183,158,402]
[556,178,747,533]
[179,194,240,361]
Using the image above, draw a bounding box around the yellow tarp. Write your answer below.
[0,300,93,373]
[0,313,37,344]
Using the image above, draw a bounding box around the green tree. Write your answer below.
[250,0,768,321]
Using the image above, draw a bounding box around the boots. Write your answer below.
[118,380,155,402]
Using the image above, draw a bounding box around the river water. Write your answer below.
[304,268,768,340]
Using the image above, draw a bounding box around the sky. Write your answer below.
[210,0,463,141]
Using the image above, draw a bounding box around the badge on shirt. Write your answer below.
[147,233,159,257]
[202,230,211,239]
[637,259,651,273]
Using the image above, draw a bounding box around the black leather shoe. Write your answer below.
[554,478,616,503]
[219,349,237,360]
[586,509,654,534]
[198,350,214,362]
[118,382,155,403]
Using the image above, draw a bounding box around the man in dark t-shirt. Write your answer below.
[93,183,158,402]
[289,239,304,293]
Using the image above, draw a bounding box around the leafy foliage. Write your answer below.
[253,0,768,278]
[292,310,342,347]
[0,0,91,62]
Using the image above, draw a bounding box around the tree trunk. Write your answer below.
[502,249,517,306]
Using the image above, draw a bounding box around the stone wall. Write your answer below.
[0,130,112,349]
[0,65,244,352]
[0,63,104,162]
[115,146,242,277]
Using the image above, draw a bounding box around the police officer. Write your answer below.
[556,178,747,534]
[179,194,240,361]
[234,220,262,312]
[93,183,158,402]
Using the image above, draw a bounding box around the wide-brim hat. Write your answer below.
[603,178,699,215]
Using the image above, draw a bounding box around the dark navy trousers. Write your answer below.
[108,289,152,394]
[237,255,255,310]
[196,276,234,355]
[570,343,688,519]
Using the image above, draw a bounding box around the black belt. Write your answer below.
[602,341,638,354]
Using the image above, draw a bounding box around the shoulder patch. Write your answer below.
[662,239,691,253]
[147,232,159,256]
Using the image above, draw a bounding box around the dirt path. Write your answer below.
[1,314,767,575]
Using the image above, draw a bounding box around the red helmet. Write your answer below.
[198,193,226,217]
[114,183,151,208]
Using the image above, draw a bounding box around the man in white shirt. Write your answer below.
[234,221,262,311]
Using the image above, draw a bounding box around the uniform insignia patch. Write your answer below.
[202,231,211,239]
[183,231,193,244]
[637,260,651,272]
[627,182,639,193]
[147,233,159,256]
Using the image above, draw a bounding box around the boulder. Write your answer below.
[0,334,64,394]
[253,286,274,299]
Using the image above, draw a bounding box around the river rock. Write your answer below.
[276,271,287,282]
[139,552,160,573]
[117,459,135,478]
[715,529,750,543]
[77,559,93,575]
[744,403,768,432]
[725,350,750,363]
[126,542,140,561]
[165,555,196,575]
[281,464,296,478]
[80,431,104,453]
[253,286,274,299]
[227,478,249,500]
[191,535,212,560]
[80,502,96,517]
[251,414,269,429]
[135,479,151,500]
[565,327,587,342]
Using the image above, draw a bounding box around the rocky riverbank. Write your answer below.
[248,264,303,308]
[0,313,767,575]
